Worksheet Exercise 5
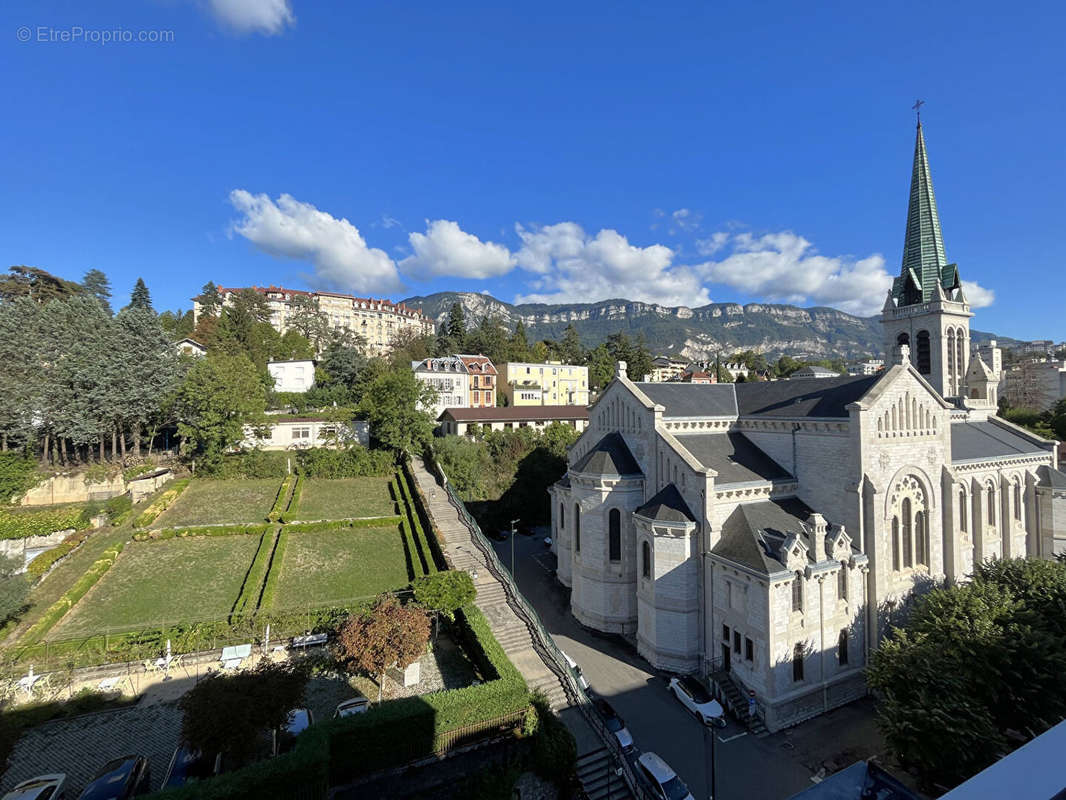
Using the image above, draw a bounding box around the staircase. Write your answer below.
[712,670,769,737]
[576,747,633,800]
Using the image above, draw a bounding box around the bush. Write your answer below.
[0,505,92,540]
[133,478,190,527]
[295,448,394,478]
[198,450,291,480]
[104,493,133,526]
[530,693,577,785]
[258,531,288,609]
[267,475,294,522]
[131,523,272,542]
[281,517,402,532]
[412,572,475,618]
[25,530,91,579]
[0,453,40,503]
[231,530,275,617]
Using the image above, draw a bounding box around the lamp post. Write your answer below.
[510,519,520,575]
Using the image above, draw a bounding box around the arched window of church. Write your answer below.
[608,509,621,562]
[641,540,651,579]
[947,329,956,377]
[915,511,927,566]
[891,517,900,570]
[959,490,967,533]
[559,502,564,532]
[956,336,965,379]
[902,498,913,567]
[792,643,805,682]
[792,573,803,613]
[986,483,996,526]
[838,565,848,601]
[1013,481,1022,521]
[916,331,932,374]
[574,504,581,552]
[897,332,910,348]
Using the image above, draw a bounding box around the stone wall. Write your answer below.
[19,474,125,506]
[0,529,75,570]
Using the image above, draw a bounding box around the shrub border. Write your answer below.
[133,478,190,528]
[131,523,272,542]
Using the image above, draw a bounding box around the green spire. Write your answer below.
[891,122,960,305]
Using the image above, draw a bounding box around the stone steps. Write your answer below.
[576,747,633,800]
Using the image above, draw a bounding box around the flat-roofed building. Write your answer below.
[268,359,315,393]
[502,361,589,406]
[439,405,589,436]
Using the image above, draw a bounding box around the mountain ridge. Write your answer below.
[400,291,1015,361]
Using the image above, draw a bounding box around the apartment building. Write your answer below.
[412,356,471,420]
[502,361,589,406]
[195,286,434,356]
[459,355,497,408]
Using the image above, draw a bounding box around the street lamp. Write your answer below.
[510,519,520,575]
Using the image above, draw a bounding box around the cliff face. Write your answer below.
[401,291,1012,361]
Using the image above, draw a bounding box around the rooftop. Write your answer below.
[713,497,821,575]
[635,484,696,523]
[440,405,587,423]
[674,432,791,483]
[951,420,1051,462]
[572,432,642,476]
[734,373,884,418]
[635,382,738,418]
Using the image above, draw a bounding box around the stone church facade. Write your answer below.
[549,123,1066,732]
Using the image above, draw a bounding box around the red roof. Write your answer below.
[440,405,588,423]
[207,286,429,319]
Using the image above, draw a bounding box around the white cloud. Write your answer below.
[205,0,294,35]
[670,208,701,234]
[961,280,995,308]
[513,222,711,307]
[696,232,729,255]
[399,220,516,279]
[228,190,404,294]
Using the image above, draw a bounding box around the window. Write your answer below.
[745,637,754,662]
[792,574,803,612]
[838,565,848,600]
[574,504,581,553]
[892,517,900,571]
[608,509,621,562]
[292,427,311,440]
[916,330,931,374]
[733,630,741,653]
[559,503,564,531]
[959,491,967,533]
[896,332,910,349]
[641,540,651,579]
[1014,482,1022,521]
[915,511,927,566]
[722,624,730,642]
[725,581,732,608]
[902,498,913,567]
[792,643,805,682]
[838,629,849,666]
[987,483,996,526]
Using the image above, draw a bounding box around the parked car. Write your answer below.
[77,756,150,800]
[635,752,694,800]
[561,650,590,691]
[273,708,313,755]
[333,696,370,718]
[1,774,66,800]
[593,698,634,753]
[668,675,726,727]
[543,536,552,547]
[160,746,220,789]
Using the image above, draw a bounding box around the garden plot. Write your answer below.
[289,477,396,521]
[154,478,282,527]
[52,535,261,636]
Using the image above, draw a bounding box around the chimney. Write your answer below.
[616,361,628,380]
[809,513,828,561]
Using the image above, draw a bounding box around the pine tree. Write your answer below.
[195,282,222,317]
[81,269,112,314]
[128,277,153,312]
[509,320,530,362]
[560,323,583,364]
[446,302,466,350]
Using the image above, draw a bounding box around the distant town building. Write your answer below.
[1017,339,1055,356]
[243,417,368,450]
[502,361,589,406]
[680,370,715,384]
[412,356,471,420]
[791,365,840,379]
[458,354,497,408]
[646,356,689,383]
[175,338,207,357]
[847,359,885,376]
[722,361,751,380]
[268,360,315,393]
[194,286,434,356]
[439,405,588,436]
[1004,359,1066,411]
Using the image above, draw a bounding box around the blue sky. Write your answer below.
[3,0,1063,337]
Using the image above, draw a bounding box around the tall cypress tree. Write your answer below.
[446,301,466,350]
[128,277,153,312]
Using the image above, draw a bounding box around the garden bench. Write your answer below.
[291,633,328,649]
[220,643,253,670]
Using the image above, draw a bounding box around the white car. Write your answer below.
[668,675,726,727]
[636,752,694,800]
[333,697,370,718]
[2,775,66,800]
[561,650,590,691]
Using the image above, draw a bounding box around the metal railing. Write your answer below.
[425,457,654,800]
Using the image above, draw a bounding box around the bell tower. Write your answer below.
[881,116,973,400]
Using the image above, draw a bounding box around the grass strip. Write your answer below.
[133,478,190,528]
[267,475,295,522]
[231,528,277,618]
[258,530,289,610]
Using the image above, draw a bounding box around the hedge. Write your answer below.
[21,542,125,644]
[267,475,294,522]
[0,505,92,540]
[132,523,272,542]
[396,466,439,575]
[401,460,448,572]
[25,530,91,579]
[196,448,394,481]
[104,493,133,526]
[281,517,402,533]
[258,531,288,610]
[0,452,41,504]
[231,530,277,617]
[134,479,190,528]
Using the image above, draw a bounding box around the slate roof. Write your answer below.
[950,421,1049,462]
[734,374,884,418]
[572,432,642,476]
[787,760,920,800]
[674,432,791,483]
[634,383,738,418]
[1037,465,1066,490]
[635,484,696,523]
[711,498,816,574]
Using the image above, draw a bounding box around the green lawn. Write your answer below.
[155,478,283,527]
[291,477,396,520]
[271,526,410,608]
[52,535,262,637]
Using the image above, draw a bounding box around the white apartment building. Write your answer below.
[502,361,589,406]
[268,360,315,393]
[194,286,434,357]
[412,356,471,420]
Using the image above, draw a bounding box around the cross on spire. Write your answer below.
[912,99,925,125]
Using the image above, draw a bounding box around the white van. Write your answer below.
[561,650,590,691]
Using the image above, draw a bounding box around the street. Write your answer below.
[494,531,887,800]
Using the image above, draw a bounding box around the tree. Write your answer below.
[0,266,82,303]
[337,594,430,701]
[509,320,531,363]
[559,323,583,364]
[0,554,30,628]
[194,282,223,317]
[356,366,437,454]
[179,662,308,763]
[81,269,112,314]
[128,277,153,312]
[174,352,268,469]
[586,343,614,391]
[277,329,316,361]
[446,301,466,350]
[465,315,508,365]
[286,295,330,351]
[411,572,476,620]
[867,557,1066,790]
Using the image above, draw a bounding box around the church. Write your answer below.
[549,122,1066,732]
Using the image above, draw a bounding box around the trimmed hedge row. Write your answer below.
[0,505,91,540]
[133,479,190,528]
[131,523,272,542]
[267,475,294,522]
[104,493,133,527]
[21,542,125,644]
[231,529,277,617]
[199,448,394,480]
[396,467,440,576]
[401,460,448,572]
[258,531,288,610]
[276,475,304,523]
[281,517,402,534]
[25,530,91,579]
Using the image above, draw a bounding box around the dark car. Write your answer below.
[77,756,150,800]
[272,708,313,756]
[160,746,221,789]
[593,698,634,753]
